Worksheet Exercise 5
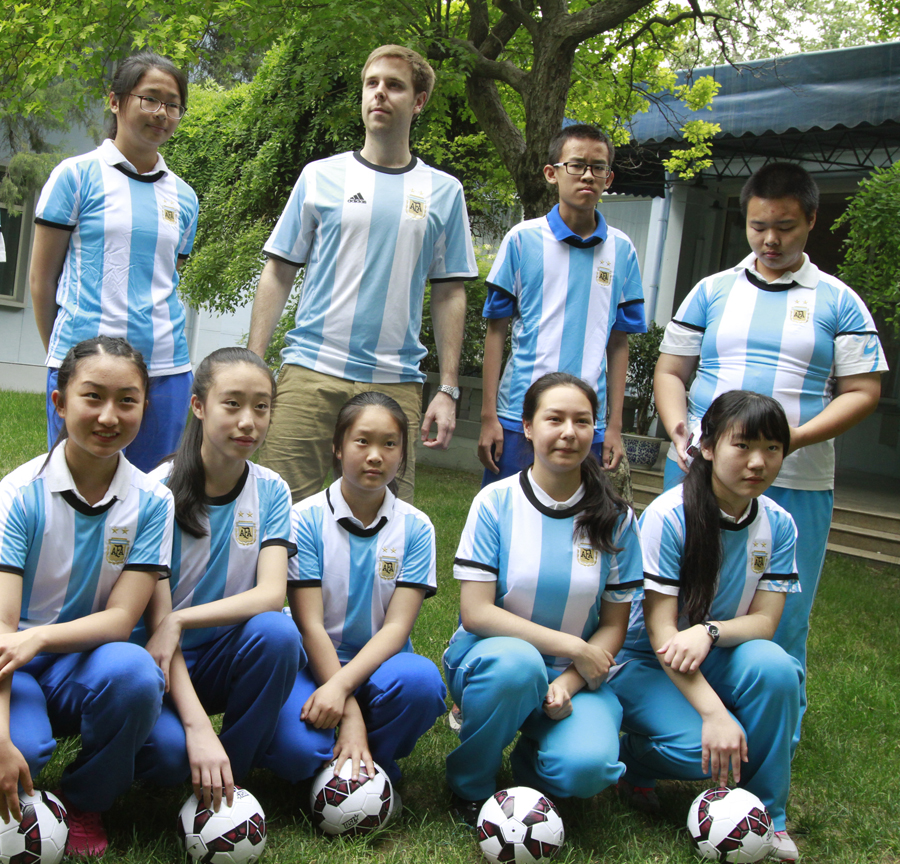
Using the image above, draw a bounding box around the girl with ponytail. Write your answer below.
[609,390,803,862]
[133,348,302,811]
[444,372,643,824]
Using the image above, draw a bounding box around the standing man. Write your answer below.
[478,124,645,487]
[248,45,478,503]
[654,162,887,761]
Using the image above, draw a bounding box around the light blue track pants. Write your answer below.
[444,636,625,802]
[664,459,833,744]
[260,652,446,785]
[12,643,164,812]
[610,640,801,831]
[135,611,303,785]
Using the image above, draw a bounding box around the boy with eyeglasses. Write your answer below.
[478,124,646,485]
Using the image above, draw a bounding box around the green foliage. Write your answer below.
[0,151,65,207]
[834,161,900,337]
[627,321,665,436]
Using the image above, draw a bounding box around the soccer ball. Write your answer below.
[177,787,266,864]
[476,787,565,863]
[686,787,775,862]
[309,760,395,837]
[0,790,68,864]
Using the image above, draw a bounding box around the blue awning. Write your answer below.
[628,41,900,144]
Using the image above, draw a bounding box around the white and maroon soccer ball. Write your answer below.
[686,787,775,862]
[0,790,68,864]
[177,787,267,864]
[309,759,395,837]
[476,787,565,864]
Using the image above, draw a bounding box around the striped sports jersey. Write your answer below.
[34,139,198,376]
[484,206,645,433]
[662,253,888,490]
[133,461,296,650]
[264,151,478,383]
[623,484,799,654]
[0,446,173,630]
[451,470,643,671]
[288,480,436,663]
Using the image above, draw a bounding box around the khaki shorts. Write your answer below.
[259,364,423,504]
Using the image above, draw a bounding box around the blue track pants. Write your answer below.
[610,640,801,831]
[12,643,164,811]
[260,652,446,785]
[135,611,302,785]
[444,636,625,801]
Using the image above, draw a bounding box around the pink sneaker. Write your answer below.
[770,830,799,861]
[53,790,108,858]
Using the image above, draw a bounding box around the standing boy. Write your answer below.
[478,124,646,486]
[248,45,478,503]
[654,163,887,756]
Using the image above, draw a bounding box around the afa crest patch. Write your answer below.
[378,554,399,580]
[750,540,769,574]
[789,303,810,324]
[576,544,598,567]
[235,521,256,546]
[106,537,129,565]
[406,191,426,219]
[161,199,177,225]
[595,267,611,287]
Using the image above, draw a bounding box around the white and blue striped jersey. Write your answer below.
[623,484,799,655]
[288,480,436,663]
[264,151,478,383]
[34,139,199,376]
[133,461,296,651]
[0,446,174,630]
[662,253,888,490]
[484,206,645,433]
[451,469,643,672]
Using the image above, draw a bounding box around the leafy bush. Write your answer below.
[627,321,665,436]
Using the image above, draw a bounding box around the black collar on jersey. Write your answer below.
[205,463,250,506]
[718,498,759,531]
[519,469,587,520]
[113,163,165,183]
[326,487,389,537]
[353,150,417,175]
[61,490,119,516]
[744,268,797,293]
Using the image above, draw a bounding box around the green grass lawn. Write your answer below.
[4,391,899,862]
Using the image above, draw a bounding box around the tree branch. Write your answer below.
[448,37,529,92]
[493,0,539,38]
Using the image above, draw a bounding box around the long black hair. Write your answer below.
[107,51,188,139]
[522,372,628,554]
[47,335,149,461]
[167,347,276,538]
[680,390,791,625]
[331,391,409,497]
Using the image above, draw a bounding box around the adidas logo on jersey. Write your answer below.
[347,193,367,204]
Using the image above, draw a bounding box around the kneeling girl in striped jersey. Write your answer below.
[444,372,643,824]
[262,392,446,787]
[609,391,802,862]
[133,348,301,811]
[0,336,173,856]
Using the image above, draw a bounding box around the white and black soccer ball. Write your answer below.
[0,790,68,864]
[686,787,775,863]
[476,787,565,864]
[309,759,395,837]
[177,787,267,864]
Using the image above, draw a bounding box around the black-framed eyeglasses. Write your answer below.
[553,161,612,178]
[127,93,186,120]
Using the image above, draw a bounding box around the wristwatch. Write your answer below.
[702,621,720,646]
[437,384,460,401]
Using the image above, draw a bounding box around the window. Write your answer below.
[0,205,24,299]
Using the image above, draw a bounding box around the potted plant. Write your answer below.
[623,321,666,468]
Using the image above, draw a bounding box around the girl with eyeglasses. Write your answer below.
[31,52,199,473]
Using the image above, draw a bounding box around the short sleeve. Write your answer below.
[128,489,174,577]
[601,510,644,603]
[287,503,325,586]
[260,476,297,556]
[453,490,501,582]
[484,229,521,304]
[660,280,709,356]
[0,481,29,576]
[614,300,646,333]
[612,239,646,334]
[263,169,315,265]
[638,503,683,597]
[832,288,888,377]
[757,507,800,594]
[35,160,80,230]
[177,188,199,258]
[427,180,478,281]
[483,284,516,319]
[397,514,437,598]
